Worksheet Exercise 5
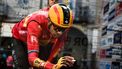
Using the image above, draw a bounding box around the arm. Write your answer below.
[27,21,41,66]
[27,21,54,69]
[27,21,75,69]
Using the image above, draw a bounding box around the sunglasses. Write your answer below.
[52,24,66,33]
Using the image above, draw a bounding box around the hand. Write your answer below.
[53,56,75,69]
[62,56,75,68]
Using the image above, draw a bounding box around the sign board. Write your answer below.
[105,62,111,69]
[99,61,111,69]
[99,61,106,69]
[107,18,122,32]
[101,38,108,46]
[106,47,113,58]
[116,15,122,28]
[112,46,122,59]
[0,0,41,22]
[107,34,114,46]
[99,49,106,58]
[113,32,122,44]
[111,62,120,69]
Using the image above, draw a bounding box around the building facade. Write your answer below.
[98,0,122,69]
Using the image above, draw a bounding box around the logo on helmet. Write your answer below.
[65,20,68,24]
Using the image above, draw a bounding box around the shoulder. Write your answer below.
[28,10,48,21]
[31,10,48,21]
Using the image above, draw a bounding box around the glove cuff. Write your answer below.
[33,58,44,68]
[33,58,54,69]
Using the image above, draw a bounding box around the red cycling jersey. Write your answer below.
[12,7,67,66]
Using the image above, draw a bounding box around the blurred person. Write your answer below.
[11,2,75,69]
[6,55,13,69]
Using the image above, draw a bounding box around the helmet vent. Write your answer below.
[59,4,70,24]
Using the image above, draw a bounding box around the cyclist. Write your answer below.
[12,3,75,69]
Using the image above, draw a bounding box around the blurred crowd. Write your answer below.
[0,48,13,69]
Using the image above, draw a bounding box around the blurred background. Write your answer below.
[0,0,122,69]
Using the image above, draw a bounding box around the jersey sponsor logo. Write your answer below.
[19,30,27,34]
[31,35,38,43]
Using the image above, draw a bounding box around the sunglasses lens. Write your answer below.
[53,24,66,32]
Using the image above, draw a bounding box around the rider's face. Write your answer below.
[49,23,66,38]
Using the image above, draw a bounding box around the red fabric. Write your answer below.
[28,52,38,65]
[12,7,67,67]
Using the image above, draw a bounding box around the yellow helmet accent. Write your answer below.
[48,3,73,28]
